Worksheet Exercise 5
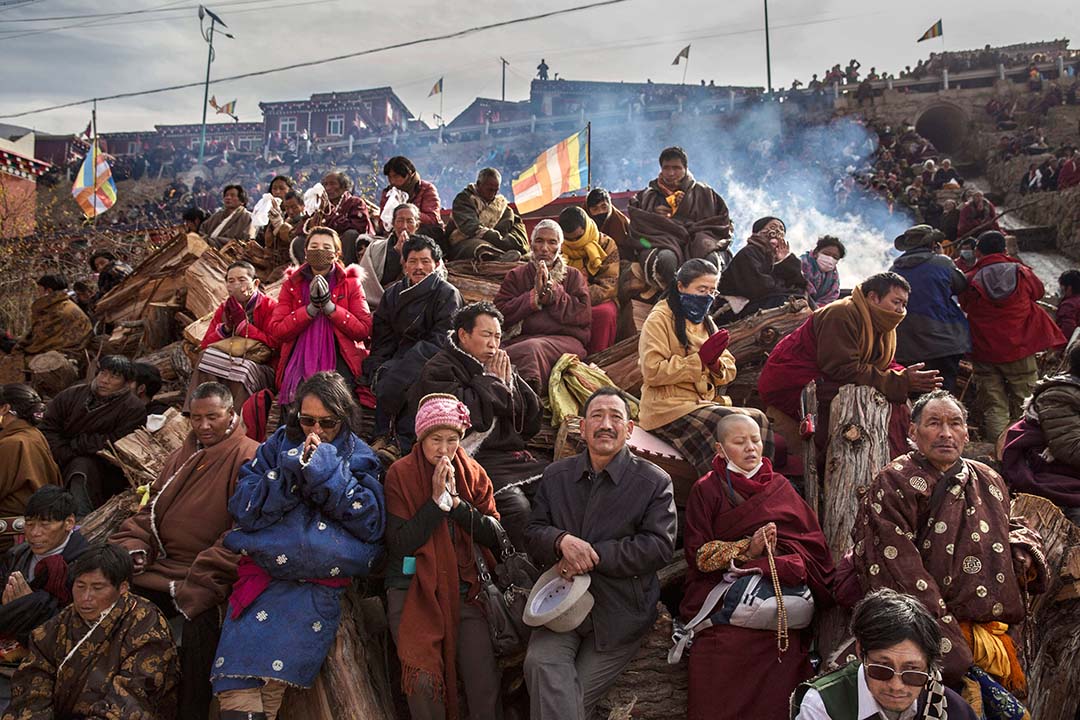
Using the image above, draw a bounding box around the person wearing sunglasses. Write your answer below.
[792,589,977,720]
[210,371,385,720]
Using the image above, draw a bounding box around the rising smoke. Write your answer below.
[591,101,913,286]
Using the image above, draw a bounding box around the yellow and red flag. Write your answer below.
[511,128,589,215]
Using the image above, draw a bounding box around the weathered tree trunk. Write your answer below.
[588,336,641,397]
[27,351,77,400]
[135,341,192,384]
[1013,493,1080,720]
[596,603,688,720]
[815,385,891,660]
[80,490,141,545]
[144,302,180,350]
[801,382,820,520]
[181,248,231,320]
[97,408,190,487]
[279,588,397,720]
[95,233,209,324]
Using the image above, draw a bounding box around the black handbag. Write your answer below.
[473,519,540,656]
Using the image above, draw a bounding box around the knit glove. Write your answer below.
[698,329,730,369]
[322,300,336,315]
[309,274,331,307]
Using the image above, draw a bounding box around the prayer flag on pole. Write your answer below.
[917,20,943,42]
[71,140,117,218]
[672,44,691,65]
[209,95,238,121]
[428,77,443,97]
[511,128,589,215]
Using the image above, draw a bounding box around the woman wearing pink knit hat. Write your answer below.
[383,393,505,720]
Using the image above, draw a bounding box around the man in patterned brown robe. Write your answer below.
[4,545,178,720]
[852,390,1047,694]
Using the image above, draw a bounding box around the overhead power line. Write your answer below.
[0,0,632,120]
[0,0,290,22]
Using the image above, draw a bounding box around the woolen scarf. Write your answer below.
[849,285,904,371]
[385,444,499,720]
[561,216,606,277]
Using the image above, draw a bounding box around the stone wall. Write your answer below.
[980,103,1080,259]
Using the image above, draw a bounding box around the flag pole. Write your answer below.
[586,122,592,190]
[91,99,98,225]
[682,57,689,85]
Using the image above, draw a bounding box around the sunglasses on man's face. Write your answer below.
[298,415,342,430]
[864,663,931,687]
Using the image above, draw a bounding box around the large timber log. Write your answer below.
[135,341,192,385]
[279,586,397,720]
[590,298,813,403]
[97,407,190,488]
[80,490,141,545]
[445,259,524,304]
[596,602,688,720]
[95,233,209,324]
[815,384,891,660]
[1013,493,1080,720]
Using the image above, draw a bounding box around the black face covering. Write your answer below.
[589,211,609,227]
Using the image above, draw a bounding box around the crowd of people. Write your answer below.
[1,136,1079,720]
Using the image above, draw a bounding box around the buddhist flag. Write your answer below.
[511,128,589,215]
[917,20,943,42]
[428,77,443,97]
[71,140,117,218]
[209,95,238,121]
[672,44,691,65]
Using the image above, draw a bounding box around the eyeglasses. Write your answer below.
[298,415,342,430]
[864,663,932,687]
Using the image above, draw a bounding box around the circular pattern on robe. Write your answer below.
[939,598,947,609]
[272,660,284,671]
[916,579,928,591]
[312,621,323,632]
[923,539,933,550]
[318,522,327,531]
[996,573,1006,584]
[256,611,268,622]
[966,506,977,516]
[855,540,865,556]
[884,546,898,560]
[971,532,981,543]
[869,564,880,576]
[963,556,982,574]
[215,657,225,668]
[276,554,288,565]
[872,503,883,515]
[330,567,340,576]
[943,576,953,586]
[934,522,948,534]
[876,489,884,500]
[989,485,1004,502]
[992,603,1004,617]
[288,448,298,456]
[942,614,953,624]
[941,638,953,654]
[267,470,277,480]
[979,520,990,533]
[946,544,955,555]
[976,586,988,598]
[993,542,1005,554]
[895,526,905,536]
[910,476,928,492]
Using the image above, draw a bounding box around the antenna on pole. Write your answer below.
[197,5,233,168]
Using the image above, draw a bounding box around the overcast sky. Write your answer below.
[1,0,1075,136]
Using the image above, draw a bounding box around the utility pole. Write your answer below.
[500,57,509,101]
[197,5,233,167]
[763,0,773,95]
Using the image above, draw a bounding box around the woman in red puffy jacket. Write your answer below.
[271,227,373,405]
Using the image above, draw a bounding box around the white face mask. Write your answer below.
[816,254,839,272]
[727,459,764,478]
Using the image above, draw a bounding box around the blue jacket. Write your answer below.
[212,427,386,690]
[224,426,386,579]
[890,249,971,363]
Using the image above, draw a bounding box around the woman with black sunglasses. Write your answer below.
[209,371,386,720]
[792,589,977,720]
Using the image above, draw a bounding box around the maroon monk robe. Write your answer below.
[493,260,591,389]
[681,456,835,720]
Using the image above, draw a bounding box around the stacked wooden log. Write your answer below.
[589,298,811,405]
[445,259,524,304]
[97,407,190,488]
